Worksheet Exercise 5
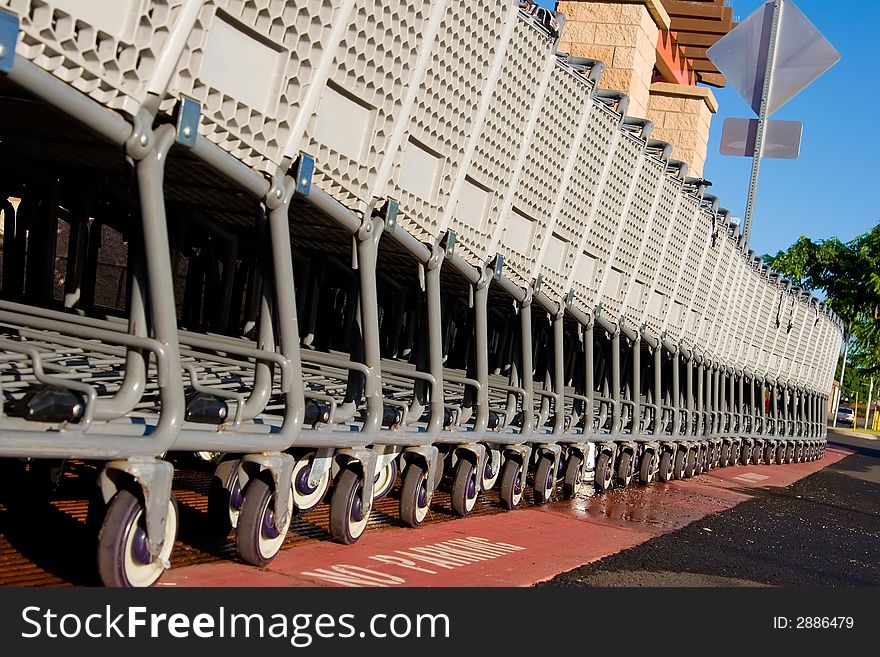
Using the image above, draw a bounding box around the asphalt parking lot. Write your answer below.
[539,430,880,587]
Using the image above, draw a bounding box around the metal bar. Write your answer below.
[654,345,663,436]
[552,309,565,434]
[630,337,641,435]
[610,332,621,434]
[584,322,595,433]
[518,296,535,434]
[743,0,785,243]
[7,58,132,146]
[266,177,306,442]
[355,216,384,440]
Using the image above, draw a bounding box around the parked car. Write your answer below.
[836,407,855,427]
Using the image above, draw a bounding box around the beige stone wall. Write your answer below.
[646,83,717,178]
[558,1,668,119]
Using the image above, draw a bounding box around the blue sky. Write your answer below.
[536,0,879,257]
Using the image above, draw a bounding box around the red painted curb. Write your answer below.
[160,446,850,588]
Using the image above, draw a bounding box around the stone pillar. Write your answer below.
[557,0,670,119]
[646,82,717,178]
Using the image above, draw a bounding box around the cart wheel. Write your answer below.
[673,448,687,480]
[482,450,501,491]
[399,462,431,528]
[595,451,614,492]
[695,446,704,475]
[686,448,696,477]
[658,450,674,482]
[207,459,242,537]
[451,458,479,516]
[785,443,795,464]
[236,471,292,567]
[774,443,785,464]
[499,458,525,509]
[533,454,555,504]
[562,452,585,498]
[291,452,330,513]
[764,443,775,464]
[97,489,178,588]
[719,443,730,467]
[330,467,369,545]
[639,451,654,484]
[704,444,713,471]
[617,451,634,487]
[751,445,762,465]
[684,447,700,479]
[372,459,398,501]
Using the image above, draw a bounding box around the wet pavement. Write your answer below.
[163,446,849,587]
[0,439,857,587]
[540,432,880,587]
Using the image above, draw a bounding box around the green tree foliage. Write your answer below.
[765,223,880,380]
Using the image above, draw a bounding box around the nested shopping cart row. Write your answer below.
[0,0,840,587]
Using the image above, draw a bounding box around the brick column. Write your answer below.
[646,82,717,178]
[557,0,670,119]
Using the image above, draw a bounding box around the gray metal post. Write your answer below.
[471,274,491,436]
[707,364,715,436]
[672,354,694,436]
[355,216,385,438]
[743,0,785,243]
[519,296,535,435]
[771,381,779,435]
[611,332,622,435]
[585,323,595,433]
[782,385,790,436]
[654,346,663,436]
[424,255,445,436]
[266,177,306,439]
[130,124,185,442]
[696,360,704,436]
[737,372,744,435]
[713,366,721,435]
[631,339,641,435]
[760,378,767,436]
[814,392,820,436]
[553,308,566,434]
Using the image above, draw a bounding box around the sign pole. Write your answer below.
[743,0,784,244]
[832,329,849,428]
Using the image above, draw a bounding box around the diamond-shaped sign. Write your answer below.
[708,0,839,117]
